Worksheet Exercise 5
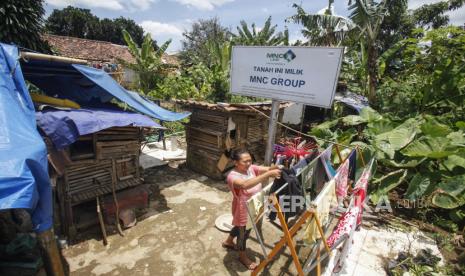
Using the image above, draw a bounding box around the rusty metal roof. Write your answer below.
[175,100,291,113]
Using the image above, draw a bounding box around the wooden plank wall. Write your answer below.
[185,108,272,179]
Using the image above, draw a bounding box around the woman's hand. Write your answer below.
[266,169,282,179]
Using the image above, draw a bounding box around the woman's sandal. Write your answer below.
[222,242,237,251]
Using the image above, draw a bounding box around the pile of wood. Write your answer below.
[177,100,288,179]
[46,127,152,239]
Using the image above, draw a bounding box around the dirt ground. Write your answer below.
[61,163,443,276]
[62,164,310,276]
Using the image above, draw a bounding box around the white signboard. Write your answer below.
[230,46,344,108]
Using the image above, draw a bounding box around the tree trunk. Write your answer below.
[367,44,378,104]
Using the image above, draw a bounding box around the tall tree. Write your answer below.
[0,0,49,52]
[378,0,414,53]
[45,6,145,45]
[413,0,465,29]
[45,6,100,39]
[287,1,355,46]
[120,30,172,95]
[111,17,144,45]
[179,17,230,67]
[232,16,289,46]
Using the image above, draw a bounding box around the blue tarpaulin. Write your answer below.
[36,107,163,149]
[21,60,190,122]
[73,65,190,122]
[334,92,369,113]
[0,43,52,233]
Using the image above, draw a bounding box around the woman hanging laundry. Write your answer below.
[222,148,281,270]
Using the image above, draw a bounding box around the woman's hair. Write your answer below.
[230,148,250,161]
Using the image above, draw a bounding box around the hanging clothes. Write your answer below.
[348,150,357,184]
[292,150,319,176]
[299,157,319,197]
[329,206,360,273]
[303,178,338,244]
[298,147,334,199]
[320,144,334,178]
[352,159,375,225]
[246,183,272,224]
[326,206,360,248]
[334,155,351,204]
[268,168,303,221]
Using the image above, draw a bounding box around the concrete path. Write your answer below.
[62,165,442,275]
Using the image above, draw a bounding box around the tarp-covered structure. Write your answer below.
[36,107,162,149]
[21,61,190,122]
[334,92,369,113]
[0,43,190,233]
[0,43,52,233]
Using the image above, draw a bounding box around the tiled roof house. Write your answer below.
[42,34,180,87]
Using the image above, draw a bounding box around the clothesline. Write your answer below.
[243,103,363,150]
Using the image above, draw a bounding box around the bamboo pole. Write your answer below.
[20,52,87,64]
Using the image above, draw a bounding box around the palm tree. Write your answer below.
[287,1,355,46]
[120,29,172,94]
[232,16,289,46]
[348,0,388,103]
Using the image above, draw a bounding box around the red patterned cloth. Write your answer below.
[326,206,360,248]
[352,160,373,225]
[335,157,350,202]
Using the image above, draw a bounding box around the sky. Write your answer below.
[44,0,465,53]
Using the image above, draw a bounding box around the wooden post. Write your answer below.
[264,100,280,165]
[96,196,108,246]
[37,229,65,276]
[111,160,124,236]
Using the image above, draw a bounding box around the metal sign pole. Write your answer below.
[264,99,280,166]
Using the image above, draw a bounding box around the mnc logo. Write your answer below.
[266,49,296,62]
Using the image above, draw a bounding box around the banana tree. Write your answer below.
[205,39,232,101]
[348,0,388,104]
[232,16,289,46]
[287,1,355,46]
[120,29,172,95]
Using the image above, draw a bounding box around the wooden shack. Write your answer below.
[46,126,154,239]
[177,101,289,179]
